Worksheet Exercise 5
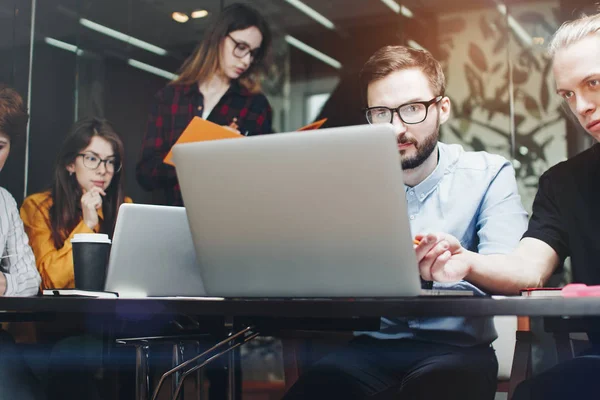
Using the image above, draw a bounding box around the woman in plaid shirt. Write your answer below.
[136,3,274,206]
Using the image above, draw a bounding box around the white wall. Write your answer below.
[287,76,340,131]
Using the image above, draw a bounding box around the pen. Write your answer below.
[413,239,432,289]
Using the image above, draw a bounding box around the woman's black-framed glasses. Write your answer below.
[77,153,121,173]
[227,35,260,60]
[365,96,443,125]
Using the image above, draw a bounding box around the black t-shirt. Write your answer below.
[524,144,600,285]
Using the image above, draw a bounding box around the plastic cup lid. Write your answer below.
[71,233,112,244]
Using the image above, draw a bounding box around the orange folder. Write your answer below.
[163,117,243,166]
[297,118,327,131]
[163,117,328,166]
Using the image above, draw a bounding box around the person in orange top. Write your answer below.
[21,117,131,289]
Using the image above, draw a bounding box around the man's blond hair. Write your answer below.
[548,11,600,57]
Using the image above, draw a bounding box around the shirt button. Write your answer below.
[419,194,425,200]
[409,215,415,220]
[408,191,414,196]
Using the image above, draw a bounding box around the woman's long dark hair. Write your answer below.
[49,117,125,248]
[171,3,272,93]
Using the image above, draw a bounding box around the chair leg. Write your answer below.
[508,331,533,400]
[227,346,243,400]
[281,338,301,392]
[172,342,185,400]
[193,341,204,400]
[135,344,151,400]
[554,332,574,363]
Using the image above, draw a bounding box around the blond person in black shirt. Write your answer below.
[412,11,600,400]
[414,10,600,322]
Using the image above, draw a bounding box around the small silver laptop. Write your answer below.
[173,124,422,298]
[104,203,206,297]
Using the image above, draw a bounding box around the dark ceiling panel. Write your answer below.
[0,0,563,55]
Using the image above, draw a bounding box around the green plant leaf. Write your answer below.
[515,114,526,129]
[459,118,472,134]
[541,59,552,112]
[447,123,465,140]
[464,64,485,100]
[510,66,529,85]
[469,43,488,72]
[495,81,509,99]
[470,137,487,152]
[439,17,467,34]
[481,99,510,119]
[480,15,494,39]
[491,62,503,74]
[524,94,542,119]
[519,50,541,71]
[493,34,506,55]
[492,18,508,54]
[462,98,474,118]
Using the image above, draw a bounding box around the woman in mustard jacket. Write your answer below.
[21,117,131,289]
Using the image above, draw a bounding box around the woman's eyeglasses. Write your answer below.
[77,153,122,173]
[227,35,260,60]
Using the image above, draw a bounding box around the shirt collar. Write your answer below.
[182,83,200,96]
[183,80,249,97]
[404,142,452,202]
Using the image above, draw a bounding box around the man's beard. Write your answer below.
[399,117,440,170]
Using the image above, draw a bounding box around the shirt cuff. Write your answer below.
[2,272,13,296]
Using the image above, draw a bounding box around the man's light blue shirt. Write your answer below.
[361,142,528,346]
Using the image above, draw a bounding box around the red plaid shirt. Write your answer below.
[136,82,273,206]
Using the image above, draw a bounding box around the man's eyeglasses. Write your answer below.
[227,35,260,60]
[77,153,121,173]
[365,96,443,125]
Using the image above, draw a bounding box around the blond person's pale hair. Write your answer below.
[548,11,600,57]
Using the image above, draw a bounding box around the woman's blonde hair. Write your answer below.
[548,11,600,57]
[171,3,272,93]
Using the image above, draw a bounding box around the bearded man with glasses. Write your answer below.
[282,46,528,400]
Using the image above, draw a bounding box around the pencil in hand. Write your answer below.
[413,238,432,288]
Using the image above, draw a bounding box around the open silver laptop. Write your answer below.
[172,124,422,298]
[104,203,206,297]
